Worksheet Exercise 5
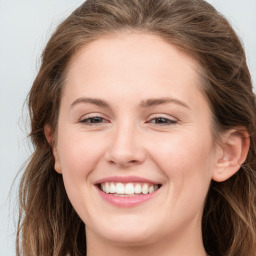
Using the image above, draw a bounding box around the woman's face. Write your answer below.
[53,33,220,246]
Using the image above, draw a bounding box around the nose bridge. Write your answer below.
[105,117,145,167]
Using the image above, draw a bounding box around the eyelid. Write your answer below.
[79,112,110,124]
[147,113,177,121]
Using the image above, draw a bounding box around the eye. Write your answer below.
[149,117,177,126]
[80,116,108,125]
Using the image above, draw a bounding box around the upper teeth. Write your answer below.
[100,182,159,195]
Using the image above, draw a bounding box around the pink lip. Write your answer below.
[94,176,161,208]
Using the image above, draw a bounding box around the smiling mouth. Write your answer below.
[97,182,161,197]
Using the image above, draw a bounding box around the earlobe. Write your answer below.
[212,128,250,182]
[44,124,62,174]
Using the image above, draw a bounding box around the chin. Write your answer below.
[91,219,158,246]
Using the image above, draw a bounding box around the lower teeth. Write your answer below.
[113,194,138,197]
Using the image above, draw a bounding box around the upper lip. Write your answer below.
[95,176,160,185]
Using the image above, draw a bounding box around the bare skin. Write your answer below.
[45,33,249,256]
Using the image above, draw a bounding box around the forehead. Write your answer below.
[67,32,200,80]
[63,33,207,109]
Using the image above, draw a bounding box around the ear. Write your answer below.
[212,128,250,182]
[44,124,62,174]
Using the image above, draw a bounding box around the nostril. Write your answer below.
[107,158,141,168]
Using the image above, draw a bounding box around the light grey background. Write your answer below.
[0,1,255,255]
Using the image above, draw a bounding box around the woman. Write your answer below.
[16,0,256,255]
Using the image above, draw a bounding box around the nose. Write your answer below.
[104,122,146,168]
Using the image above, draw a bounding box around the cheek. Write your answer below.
[149,130,214,190]
[57,131,105,176]
[55,132,107,219]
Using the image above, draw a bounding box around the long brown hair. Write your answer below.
[17,0,256,255]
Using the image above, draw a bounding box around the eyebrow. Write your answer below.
[70,97,190,109]
[140,97,190,109]
[70,97,110,108]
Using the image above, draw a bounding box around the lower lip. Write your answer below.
[96,186,159,207]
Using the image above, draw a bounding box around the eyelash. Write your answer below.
[79,115,177,126]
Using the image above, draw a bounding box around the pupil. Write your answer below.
[92,117,102,123]
[157,118,166,123]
